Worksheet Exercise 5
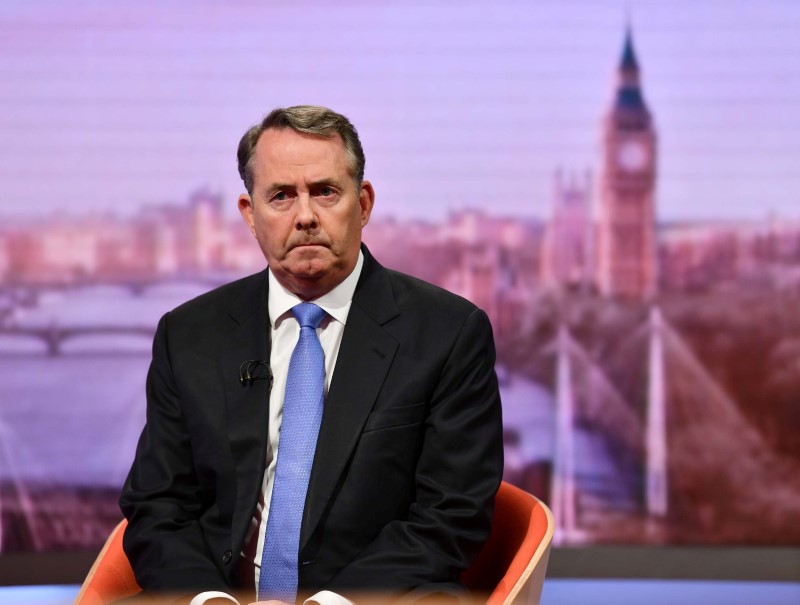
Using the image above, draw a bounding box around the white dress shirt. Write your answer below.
[192,252,363,605]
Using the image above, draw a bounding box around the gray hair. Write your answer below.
[237,105,366,195]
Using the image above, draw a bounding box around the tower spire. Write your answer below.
[613,25,647,113]
[620,26,639,71]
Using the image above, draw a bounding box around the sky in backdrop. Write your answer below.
[1,0,798,223]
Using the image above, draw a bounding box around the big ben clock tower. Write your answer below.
[597,29,657,300]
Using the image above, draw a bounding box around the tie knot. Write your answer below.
[292,302,327,329]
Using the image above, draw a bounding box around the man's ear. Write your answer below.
[238,193,256,236]
[359,180,375,227]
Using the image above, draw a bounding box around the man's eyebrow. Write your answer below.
[263,179,341,193]
[309,178,342,188]
[264,182,294,193]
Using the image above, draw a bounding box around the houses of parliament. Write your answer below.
[542,28,658,301]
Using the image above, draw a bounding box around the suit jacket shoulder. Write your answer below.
[166,270,268,329]
[354,248,485,331]
[384,267,480,316]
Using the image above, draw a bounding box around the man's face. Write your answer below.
[238,128,374,300]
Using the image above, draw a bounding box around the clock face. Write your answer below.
[617,141,648,171]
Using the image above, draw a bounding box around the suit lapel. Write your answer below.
[220,271,273,550]
[301,252,399,548]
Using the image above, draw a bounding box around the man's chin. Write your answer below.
[275,259,337,297]
[286,246,333,269]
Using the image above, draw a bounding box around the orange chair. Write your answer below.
[461,481,554,605]
[74,519,140,605]
[75,482,553,605]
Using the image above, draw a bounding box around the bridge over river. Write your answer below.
[0,325,155,356]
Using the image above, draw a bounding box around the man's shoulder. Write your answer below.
[357,248,480,321]
[383,268,476,313]
[166,270,267,324]
[367,266,493,342]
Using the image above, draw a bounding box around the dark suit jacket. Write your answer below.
[120,246,503,600]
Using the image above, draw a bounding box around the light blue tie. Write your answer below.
[259,302,327,602]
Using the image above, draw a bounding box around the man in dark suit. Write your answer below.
[120,106,503,605]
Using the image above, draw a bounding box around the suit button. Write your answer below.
[222,550,232,564]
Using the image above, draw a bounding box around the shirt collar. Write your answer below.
[268,250,364,328]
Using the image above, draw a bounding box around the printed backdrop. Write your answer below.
[1,0,799,553]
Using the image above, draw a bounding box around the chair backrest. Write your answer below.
[461,481,555,605]
[74,520,140,605]
[75,482,553,605]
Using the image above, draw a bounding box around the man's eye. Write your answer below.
[319,186,333,196]
[273,191,288,202]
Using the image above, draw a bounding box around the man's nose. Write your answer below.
[295,194,318,229]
